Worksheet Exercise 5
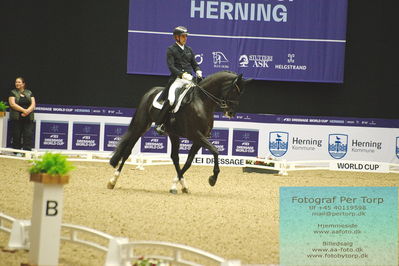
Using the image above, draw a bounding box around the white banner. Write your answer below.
[3,104,399,165]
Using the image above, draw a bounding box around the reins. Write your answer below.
[194,79,240,109]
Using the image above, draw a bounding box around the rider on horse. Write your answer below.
[155,26,202,135]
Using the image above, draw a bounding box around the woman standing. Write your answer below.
[8,77,36,152]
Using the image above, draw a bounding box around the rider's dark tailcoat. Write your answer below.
[159,43,201,101]
[166,43,200,80]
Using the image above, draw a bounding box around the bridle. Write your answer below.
[196,78,241,109]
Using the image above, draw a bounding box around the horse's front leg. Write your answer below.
[169,135,184,194]
[197,134,220,186]
[181,143,201,175]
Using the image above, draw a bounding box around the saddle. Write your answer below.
[152,83,196,113]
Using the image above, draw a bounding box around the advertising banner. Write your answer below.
[232,129,259,157]
[4,104,397,166]
[72,123,100,151]
[39,121,68,150]
[202,128,229,155]
[140,127,168,153]
[127,0,348,82]
[179,137,194,154]
[104,124,129,152]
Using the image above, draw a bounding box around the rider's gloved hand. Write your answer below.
[182,73,193,81]
[196,70,202,79]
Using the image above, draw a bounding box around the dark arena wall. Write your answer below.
[1,1,397,119]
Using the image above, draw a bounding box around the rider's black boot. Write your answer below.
[155,101,171,135]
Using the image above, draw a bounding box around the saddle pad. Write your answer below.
[152,83,195,113]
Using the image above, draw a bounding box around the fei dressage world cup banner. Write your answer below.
[127,0,348,83]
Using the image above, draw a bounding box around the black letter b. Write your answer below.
[46,200,58,216]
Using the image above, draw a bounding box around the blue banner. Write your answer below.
[127,0,348,83]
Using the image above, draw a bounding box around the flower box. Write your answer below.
[30,173,70,185]
[243,157,279,174]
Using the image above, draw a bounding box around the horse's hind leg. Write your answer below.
[108,114,153,189]
[108,156,129,189]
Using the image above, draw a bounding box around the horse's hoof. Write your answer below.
[208,176,217,186]
[182,187,189,194]
[169,189,178,194]
[107,182,115,189]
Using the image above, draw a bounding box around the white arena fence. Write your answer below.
[1,147,398,175]
[0,213,241,266]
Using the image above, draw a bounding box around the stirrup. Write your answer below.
[155,124,166,135]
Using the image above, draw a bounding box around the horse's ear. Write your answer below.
[233,74,243,84]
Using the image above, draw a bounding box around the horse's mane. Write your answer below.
[187,70,238,101]
[204,70,237,79]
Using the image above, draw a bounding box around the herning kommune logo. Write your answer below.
[328,134,348,159]
[269,131,289,157]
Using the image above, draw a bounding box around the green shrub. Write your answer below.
[30,152,75,175]
[0,101,8,112]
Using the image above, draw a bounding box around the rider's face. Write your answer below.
[176,34,187,45]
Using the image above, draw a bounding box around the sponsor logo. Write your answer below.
[211,131,220,138]
[239,54,273,68]
[275,53,307,70]
[243,132,251,140]
[194,156,245,166]
[328,134,348,159]
[269,131,289,157]
[287,53,295,63]
[115,127,123,135]
[50,125,59,132]
[239,55,249,67]
[83,126,91,133]
[291,137,322,151]
[212,51,229,68]
[195,54,203,64]
[151,129,159,137]
[351,139,382,153]
[396,137,399,159]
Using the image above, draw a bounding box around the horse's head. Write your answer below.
[198,71,252,118]
[219,73,252,118]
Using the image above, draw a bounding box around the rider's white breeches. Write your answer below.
[168,78,191,105]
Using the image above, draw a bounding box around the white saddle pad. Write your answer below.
[152,83,195,113]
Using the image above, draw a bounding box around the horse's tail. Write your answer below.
[109,86,162,168]
[109,114,138,168]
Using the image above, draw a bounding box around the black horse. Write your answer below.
[108,71,251,193]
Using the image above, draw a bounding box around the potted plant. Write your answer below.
[0,101,8,117]
[29,152,75,184]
